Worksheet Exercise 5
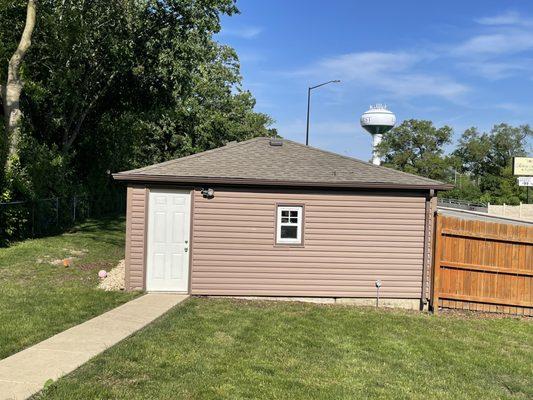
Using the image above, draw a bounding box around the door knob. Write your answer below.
[184,248,188,252]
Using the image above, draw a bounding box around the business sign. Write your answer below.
[517,177,533,187]
[513,157,533,176]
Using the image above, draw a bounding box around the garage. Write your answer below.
[114,137,451,306]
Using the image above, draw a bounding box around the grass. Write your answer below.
[36,297,532,400]
[0,217,139,359]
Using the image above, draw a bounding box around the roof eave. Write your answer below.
[112,173,453,191]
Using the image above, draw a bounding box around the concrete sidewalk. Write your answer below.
[0,293,188,400]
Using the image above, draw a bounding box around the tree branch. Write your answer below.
[7,0,37,86]
[62,71,117,153]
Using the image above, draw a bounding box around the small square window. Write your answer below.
[276,205,303,244]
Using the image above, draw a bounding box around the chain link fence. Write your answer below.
[0,190,126,246]
[437,197,488,213]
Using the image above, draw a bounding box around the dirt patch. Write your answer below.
[439,308,532,321]
[78,261,114,271]
[67,248,88,257]
[41,248,88,266]
[98,259,125,291]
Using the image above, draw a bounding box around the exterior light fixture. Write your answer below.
[375,279,382,307]
[201,188,214,198]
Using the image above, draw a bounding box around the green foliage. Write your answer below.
[452,124,532,205]
[377,119,453,181]
[0,0,275,206]
[377,120,532,205]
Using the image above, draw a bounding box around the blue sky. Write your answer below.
[216,0,533,161]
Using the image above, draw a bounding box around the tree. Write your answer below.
[453,124,532,204]
[0,0,36,179]
[377,119,453,181]
[0,0,275,202]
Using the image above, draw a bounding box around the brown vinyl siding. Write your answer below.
[191,188,427,298]
[125,185,148,290]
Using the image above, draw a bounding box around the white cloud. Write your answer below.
[458,60,530,80]
[475,11,531,26]
[292,51,468,102]
[219,26,262,39]
[453,31,533,56]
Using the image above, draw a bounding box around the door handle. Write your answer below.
[184,248,188,252]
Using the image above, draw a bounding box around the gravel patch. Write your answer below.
[98,259,125,291]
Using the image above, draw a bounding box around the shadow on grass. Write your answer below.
[65,216,126,247]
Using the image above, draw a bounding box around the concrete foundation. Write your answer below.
[210,296,422,310]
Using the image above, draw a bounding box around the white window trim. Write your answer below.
[276,205,303,244]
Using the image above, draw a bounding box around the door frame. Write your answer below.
[144,187,193,293]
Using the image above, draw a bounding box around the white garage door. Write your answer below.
[146,189,191,292]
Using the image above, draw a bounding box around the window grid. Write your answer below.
[276,206,303,244]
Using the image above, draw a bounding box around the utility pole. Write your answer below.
[305,80,340,146]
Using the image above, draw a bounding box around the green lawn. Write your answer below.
[36,298,532,400]
[0,218,139,359]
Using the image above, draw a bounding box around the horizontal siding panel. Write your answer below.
[194,237,424,245]
[192,273,422,282]
[193,248,422,257]
[193,243,422,250]
[194,214,425,224]
[193,260,420,268]
[191,287,420,297]
[193,231,423,240]
[196,200,424,209]
[192,188,426,298]
[193,266,423,274]
[195,207,424,216]
[125,186,146,291]
[193,254,421,262]
[192,290,419,298]
[192,281,422,289]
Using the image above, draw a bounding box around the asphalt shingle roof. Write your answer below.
[114,137,450,189]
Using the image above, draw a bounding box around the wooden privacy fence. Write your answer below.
[431,214,533,316]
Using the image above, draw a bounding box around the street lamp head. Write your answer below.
[306,79,341,146]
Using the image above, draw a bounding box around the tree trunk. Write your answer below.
[1,0,37,169]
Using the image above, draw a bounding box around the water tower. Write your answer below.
[360,104,396,165]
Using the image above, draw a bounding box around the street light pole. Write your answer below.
[305,80,340,146]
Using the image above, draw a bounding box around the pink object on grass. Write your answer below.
[98,270,107,279]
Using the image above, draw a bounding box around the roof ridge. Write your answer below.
[281,138,443,185]
[116,136,268,175]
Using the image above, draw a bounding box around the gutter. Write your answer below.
[112,173,454,191]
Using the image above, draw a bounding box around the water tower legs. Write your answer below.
[371,134,383,165]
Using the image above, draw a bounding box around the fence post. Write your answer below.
[73,195,77,223]
[431,214,443,315]
[31,202,35,237]
[55,197,59,227]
